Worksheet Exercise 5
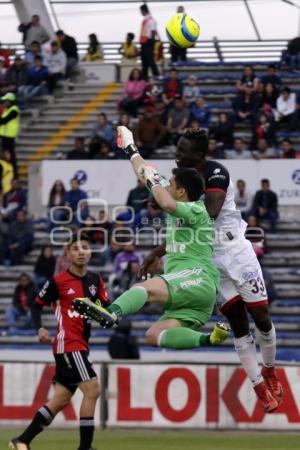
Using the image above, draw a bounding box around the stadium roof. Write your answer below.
[0,0,299,43]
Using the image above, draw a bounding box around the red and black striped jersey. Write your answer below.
[34,270,109,354]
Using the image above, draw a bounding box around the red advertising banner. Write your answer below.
[107,364,300,430]
[0,363,101,427]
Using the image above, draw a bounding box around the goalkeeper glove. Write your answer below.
[117,126,140,160]
[138,164,161,190]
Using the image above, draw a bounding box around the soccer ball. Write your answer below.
[166,13,200,48]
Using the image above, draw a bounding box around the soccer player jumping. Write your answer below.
[140,128,283,413]
[9,233,109,450]
[74,126,229,351]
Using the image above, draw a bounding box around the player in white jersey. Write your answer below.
[141,129,282,413]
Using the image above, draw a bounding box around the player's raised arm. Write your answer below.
[117,126,176,213]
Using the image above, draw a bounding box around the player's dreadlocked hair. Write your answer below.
[182,128,208,156]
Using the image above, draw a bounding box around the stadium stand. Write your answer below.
[1,48,300,360]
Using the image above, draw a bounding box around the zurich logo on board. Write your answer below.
[292,169,300,185]
[74,170,87,185]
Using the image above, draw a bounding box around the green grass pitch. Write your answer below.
[1,429,300,450]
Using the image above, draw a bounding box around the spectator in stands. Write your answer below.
[48,179,66,227]
[236,65,259,92]
[144,76,162,106]
[66,137,89,160]
[119,68,146,117]
[90,112,115,149]
[83,33,103,62]
[1,178,26,222]
[209,112,234,149]
[118,112,132,129]
[33,246,56,289]
[246,215,266,260]
[133,105,165,157]
[119,33,138,63]
[48,179,66,209]
[166,94,189,145]
[206,137,226,160]
[190,96,211,128]
[45,41,67,93]
[139,3,159,79]
[260,82,278,111]
[234,179,253,220]
[183,74,200,106]
[226,137,251,159]
[252,179,279,233]
[64,177,88,225]
[252,138,279,160]
[18,56,49,106]
[24,41,42,69]
[260,64,282,92]
[54,244,69,274]
[126,179,149,213]
[0,212,8,263]
[108,319,140,360]
[0,57,8,94]
[253,112,277,147]
[92,209,113,252]
[280,138,296,159]
[56,29,78,77]
[233,85,259,123]
[5,56,28,94]
[0,92,20,175]
[0,150,14,195]
[0,42,11,68]
[19,14,50,50]
[4,210,34,265]
[5,273,35,333]
[169,5,187,63]
[114,240,142,275]
[91,141,115,159]
[282,36,300,70]
[274,87,297,130]
[136,197,165,230]
[162,68,183,107]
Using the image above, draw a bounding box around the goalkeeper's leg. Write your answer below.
[146,320,229,349]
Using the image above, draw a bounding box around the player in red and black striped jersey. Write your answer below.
[9,233,109,450]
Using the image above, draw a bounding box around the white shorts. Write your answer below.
[213,238,268,313]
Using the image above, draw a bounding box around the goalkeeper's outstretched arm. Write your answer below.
[117,126,176,213]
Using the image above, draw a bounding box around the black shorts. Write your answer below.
[53,351,97,394]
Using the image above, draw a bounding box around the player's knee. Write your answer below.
[56,395,71,410]
[145,328,158,346]
[82,381,101,400]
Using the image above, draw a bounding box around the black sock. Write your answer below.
[78,416,95,450]
[18,405,54,444]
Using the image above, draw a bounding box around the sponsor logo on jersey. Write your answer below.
[68,309,81,318]
[67,288,75,295]
[213,168,221,174]
[241,269,259,281]
[89,284,97,296]
[180,277,203,289]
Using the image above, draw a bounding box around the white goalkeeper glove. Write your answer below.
[117,126,140,160]
[138,164,162,190]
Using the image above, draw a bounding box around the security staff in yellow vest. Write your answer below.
[0,92,20,176]
[0,150,14,194]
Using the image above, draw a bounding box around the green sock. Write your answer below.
[108,286,148,317]
[159,327,211,349]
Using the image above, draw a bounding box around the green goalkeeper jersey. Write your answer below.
[164,200,219,285]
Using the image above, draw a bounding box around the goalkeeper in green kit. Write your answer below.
[73,126,229,349]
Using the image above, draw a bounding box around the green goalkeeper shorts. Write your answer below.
[159,268,217,330]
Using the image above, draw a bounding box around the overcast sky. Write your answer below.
[0,0,300,43]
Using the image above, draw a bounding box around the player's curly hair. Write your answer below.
[182,128,208,155]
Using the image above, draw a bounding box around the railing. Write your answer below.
[2,38,288,64]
